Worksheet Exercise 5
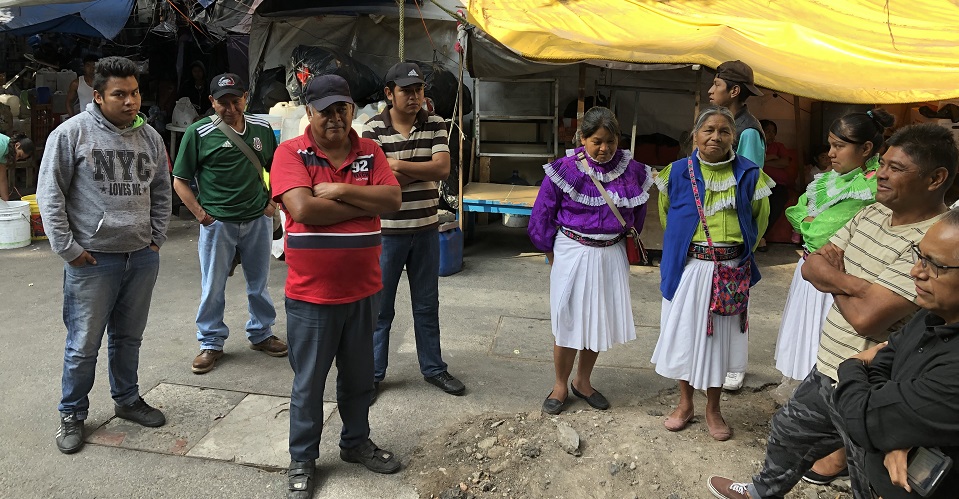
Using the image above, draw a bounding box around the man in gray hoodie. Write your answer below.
[37,56,172,455]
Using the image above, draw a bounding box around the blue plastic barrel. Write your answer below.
[438,227,463,276]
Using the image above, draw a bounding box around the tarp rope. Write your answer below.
[397,0,405,60]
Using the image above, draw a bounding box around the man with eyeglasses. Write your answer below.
[709,122,958,499]
[831,211,959,498]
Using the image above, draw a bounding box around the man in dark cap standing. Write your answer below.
[708,60,768,392]
[270,74,403,498]
[363,62,464,403]
[173,73,287,375]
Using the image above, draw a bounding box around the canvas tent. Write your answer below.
[0,0,135,39]
[465,0,959,103]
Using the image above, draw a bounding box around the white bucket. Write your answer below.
[0,201,31,249]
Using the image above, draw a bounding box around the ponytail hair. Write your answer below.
[829,108,895,156]
[5,133,34,165]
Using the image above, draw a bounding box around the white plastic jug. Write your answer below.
[280,105,307,143]
[268,102,296,119]
[0,94,20,118]
[35,68,58,91]
[171,97,198,127]
[56,70,77,93]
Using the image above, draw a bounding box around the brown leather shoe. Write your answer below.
[250,335,288,357]
[192,349,224,374]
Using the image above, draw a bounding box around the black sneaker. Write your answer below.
[287,460,315,499]
[56,414,84,454]
[340,438,401,474]
[801,467,849,485]
[424,371,465,395]
[115,397,166,427]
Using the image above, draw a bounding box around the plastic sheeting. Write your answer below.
[465,0,959,103]
[0,0,135,39]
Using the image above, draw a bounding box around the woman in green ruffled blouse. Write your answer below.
[773,108,894,484]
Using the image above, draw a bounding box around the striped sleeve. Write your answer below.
[427,115,450,155]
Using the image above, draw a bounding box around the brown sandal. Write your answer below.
[706,414,732,441]
[664,411,693,431]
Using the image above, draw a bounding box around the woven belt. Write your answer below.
[561,228,625,248]
[687,244,744,261]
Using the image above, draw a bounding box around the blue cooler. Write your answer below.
[438,221,463,276]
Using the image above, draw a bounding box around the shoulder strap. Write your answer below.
[578,155,627,230]
[215,116,268,190]
[687,155,718,263]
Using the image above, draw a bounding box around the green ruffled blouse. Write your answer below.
[656,154,775,249]
[785,156,878,252]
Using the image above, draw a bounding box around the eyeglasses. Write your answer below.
[911,243,959,278]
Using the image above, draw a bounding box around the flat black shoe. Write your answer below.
[115,397,166,427]
[541,393,566,415]
[287,460,315,499]
[424,371,465,395]
[56,414,84,454]
[340,439,400,474]
[801,467,849,485]
[570,384,610,410]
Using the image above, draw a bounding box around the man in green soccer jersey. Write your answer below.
[173,73,287,374]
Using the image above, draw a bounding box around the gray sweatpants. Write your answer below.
[749,368,870,499]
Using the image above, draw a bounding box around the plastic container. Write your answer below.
[36,86,51,105]
[254,114,282,143]
[20,194,46,240]
[0,200,31,249]
[437,222,463,276]
[0,94,21,117]
[56,70,77,92]
[51,91,68,114]
[35,69,58,91]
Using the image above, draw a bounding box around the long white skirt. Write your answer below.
[550,231,636,351]
[651,258,748,390]
[774,257,834,380]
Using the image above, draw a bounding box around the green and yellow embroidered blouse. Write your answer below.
[656,154,775,249]
[785,156,878,252]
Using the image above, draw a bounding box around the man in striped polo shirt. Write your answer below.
[363,62,465,401]
[708,123,958,499]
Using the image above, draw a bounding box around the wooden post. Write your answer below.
[693,65,702,121]
[577,64,586,123]
[793,95,805,188]
[457,49,465,231]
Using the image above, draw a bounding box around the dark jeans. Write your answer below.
[749,368,869,499]
[286,295,377,462]
[373,229,447,382]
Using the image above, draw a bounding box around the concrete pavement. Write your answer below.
[0,218,799,498]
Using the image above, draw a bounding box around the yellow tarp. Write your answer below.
[466,0,959,103]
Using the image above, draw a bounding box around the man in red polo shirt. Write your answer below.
[269,74,402,499]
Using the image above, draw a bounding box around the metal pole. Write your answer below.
[457,50,465,230]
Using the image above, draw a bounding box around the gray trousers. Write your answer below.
[286,295,377,462]
[750,368,870,499]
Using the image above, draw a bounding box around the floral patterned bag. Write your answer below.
[686,157,750,336]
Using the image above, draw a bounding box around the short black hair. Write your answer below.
[886,123,959,190]
[92,56,139,94]
[759,119,777,133]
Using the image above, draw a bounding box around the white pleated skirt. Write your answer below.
[651,258,748,390]
[550,231,636,351]
[774,257,834,380]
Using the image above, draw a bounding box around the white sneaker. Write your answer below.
[723,372,745,391]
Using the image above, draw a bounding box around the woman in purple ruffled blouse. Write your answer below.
[528,106,652,415]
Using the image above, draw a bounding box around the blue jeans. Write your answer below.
[286,296,376,461]
[196,216,276,350]
[59,247,160,419]
[373,228,447,382]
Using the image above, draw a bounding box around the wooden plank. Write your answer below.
[477,157,492,224]
[793,95,805,187]
[577,64,586,121]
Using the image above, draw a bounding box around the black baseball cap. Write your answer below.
[210,73,246,100]
[303,74,354,111]
[385,62,425,87]
[716,60,764,97]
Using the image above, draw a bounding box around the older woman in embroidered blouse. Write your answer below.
[651,106,773,441]
[528,106,652,416]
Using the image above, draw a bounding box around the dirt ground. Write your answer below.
[405,386,853,499]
